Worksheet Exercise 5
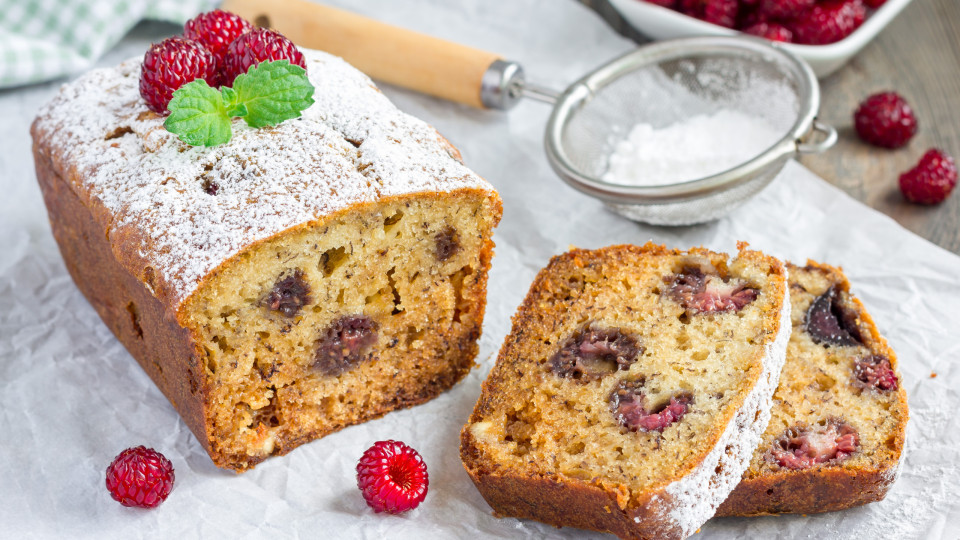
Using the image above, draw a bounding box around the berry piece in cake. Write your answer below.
[766,420,859,470]
[759,0,815,19]
[790,0,866,45]
[864,0,887,6]
[139,37,217,113]
[899,149,958,205]
[435,226,461,261]
[262,270,311,317]
[610,380,693,432]
[550,325,644,382]
[854,92,918,149]
[222,28,307,86]
[853,355,899,391]
[804,286,862,346]
[357,440,429,514]
[664,266,759,315]
[743,22,794,42]
[105,446,175,508]
[184,9,253,81]
[314,315,379,375]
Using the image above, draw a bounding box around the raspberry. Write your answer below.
[899,149,958,205]
[703,0,739,28]
[743,22,794,42]
[665,266,758,315]
[105,446,175,508]
[356,440,428,514]
[766,420,859,470]
[263,269,311,317]
[805,286,862,347]
[610,380,692,433]
[790,0,866,45]
[759,0,815,20]
[184,10,253,81]
[864,0,887,6]
[854,92,918,149]
[550,325,644,382]
[139,37,217,113]
[222,28,306,86]
[853,355,899,391]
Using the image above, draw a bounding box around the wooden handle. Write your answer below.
[220,0,502,108]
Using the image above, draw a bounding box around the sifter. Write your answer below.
[222,0,837,225]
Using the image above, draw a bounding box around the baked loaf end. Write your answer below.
[717,261,908,516]
[461,243,790,539]
[32,50,501,471]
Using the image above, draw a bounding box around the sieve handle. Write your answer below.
[220,0,525,110]
[796,120,838,154]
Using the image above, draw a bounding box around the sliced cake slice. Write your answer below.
[460,243,791,539]
[716,261,909,516]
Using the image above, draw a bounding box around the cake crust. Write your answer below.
[461,243,790,539]
[716,260,908,516]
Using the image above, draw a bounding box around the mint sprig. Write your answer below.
[164,60,315,147]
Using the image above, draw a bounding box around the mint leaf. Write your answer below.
[162,61,314,147]
[164,80,232,147]
[220,86,249,119]
[232,60,315,129]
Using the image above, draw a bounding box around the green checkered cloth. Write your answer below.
[0,0,217,88]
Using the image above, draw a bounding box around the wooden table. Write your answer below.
[585,0,960,255]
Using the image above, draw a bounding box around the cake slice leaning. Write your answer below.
[460,243,791,539]
[716,261,908,516]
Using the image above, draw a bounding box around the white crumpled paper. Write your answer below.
[1,1,958,538]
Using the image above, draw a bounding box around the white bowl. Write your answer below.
[606,0,915,77]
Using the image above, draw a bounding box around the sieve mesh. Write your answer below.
[549,41,814,226]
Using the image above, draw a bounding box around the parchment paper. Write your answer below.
[1,1,958,538]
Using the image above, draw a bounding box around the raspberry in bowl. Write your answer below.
[605,0,917,76]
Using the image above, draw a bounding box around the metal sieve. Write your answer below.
[223,0,836,226]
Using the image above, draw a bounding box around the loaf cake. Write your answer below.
[717,261,908,516]
[31,50,501,471]
[460,243,791,539]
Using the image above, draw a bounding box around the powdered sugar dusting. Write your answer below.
[32,49,492,310]
[660,282,791,536]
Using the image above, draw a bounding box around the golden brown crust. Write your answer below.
[716,260,908,516]
[462,242,789,539]
[34,145,215,457]
[458,440,681,540]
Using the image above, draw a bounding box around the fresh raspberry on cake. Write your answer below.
[183,9,253,81]
[105,446,175,508]
[899,149,958,204]
[139,37,217,113]
[854,92,918,149]
[790,0,867,45]
[223,27,306,86]
[357,440,429,514]
[864,0,887,7]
